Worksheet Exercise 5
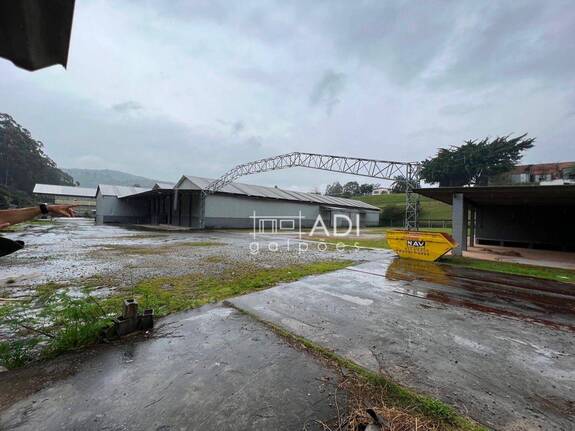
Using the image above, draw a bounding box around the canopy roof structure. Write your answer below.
[416,185,575,206]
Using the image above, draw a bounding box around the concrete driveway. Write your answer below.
[230,256,575,430]
[0,305,342,431]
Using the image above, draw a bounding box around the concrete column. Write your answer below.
[452,193,468,256]
[469,206,476,248]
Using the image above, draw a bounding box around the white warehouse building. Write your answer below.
[96,175,380,229]
[33,184,97,216]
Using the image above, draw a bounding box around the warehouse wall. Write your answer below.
[476,205,575,251]
[96,194,150,224]
[96,189,380,229]
[364,210,380,226]
[204,194,319,228]
[204,194,380,229]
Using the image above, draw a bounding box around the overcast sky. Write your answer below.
[1,0,574,191]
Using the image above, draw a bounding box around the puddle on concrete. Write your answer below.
[379,258,575,331]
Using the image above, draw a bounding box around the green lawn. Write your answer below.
[354,193,451,220]
[441,256,575,284]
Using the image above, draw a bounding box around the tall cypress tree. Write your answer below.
[420,134,535,187]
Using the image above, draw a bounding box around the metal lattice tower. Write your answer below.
[201,152,421,229]
[404,163,422,230]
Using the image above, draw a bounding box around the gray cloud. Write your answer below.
[439,103,489,116]
[435,2,575,88]
[112,101,143,114]
[218,119,245,135]
[231,121,245,135]
[0,0,573,190]
[310,70,346,115]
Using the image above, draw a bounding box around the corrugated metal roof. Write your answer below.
[97,184,151,198]
[153,182,175,190]
[180,175,379,210]
[33,184,96,198]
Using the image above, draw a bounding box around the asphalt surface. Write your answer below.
[230,257,575,430]
[0,305,342,431]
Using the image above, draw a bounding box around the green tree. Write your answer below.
[359,183,374,195]
[325,182,343,197]
[390,175,419,193]
[420,134,535,187]
[0,113,74,198]
[380,205,405,226]
[342,181,360,197]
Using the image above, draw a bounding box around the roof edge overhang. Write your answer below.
[415,185,575,206]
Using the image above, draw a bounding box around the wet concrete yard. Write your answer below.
[0,305,342,430]
[1,219,574,430]
[231,258,575,430]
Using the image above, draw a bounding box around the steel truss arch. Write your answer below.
[202,152,421,229]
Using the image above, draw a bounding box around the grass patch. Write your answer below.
[42,294,115,357]
[36,282,65,300]
[203,255,227,264]
[0,259,352,368]
[441,256,575,283]
[109,259,353,317]
[0,338,40,369]
[230,305,485,431]
[0,293,115,365]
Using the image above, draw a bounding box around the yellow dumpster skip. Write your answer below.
[386,230,457,262]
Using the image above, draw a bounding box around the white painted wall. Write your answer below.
[205,194,319,219]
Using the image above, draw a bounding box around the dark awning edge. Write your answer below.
[415,185,575,206]
[0,0,75,71]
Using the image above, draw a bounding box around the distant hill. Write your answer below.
[63,168,166,188]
